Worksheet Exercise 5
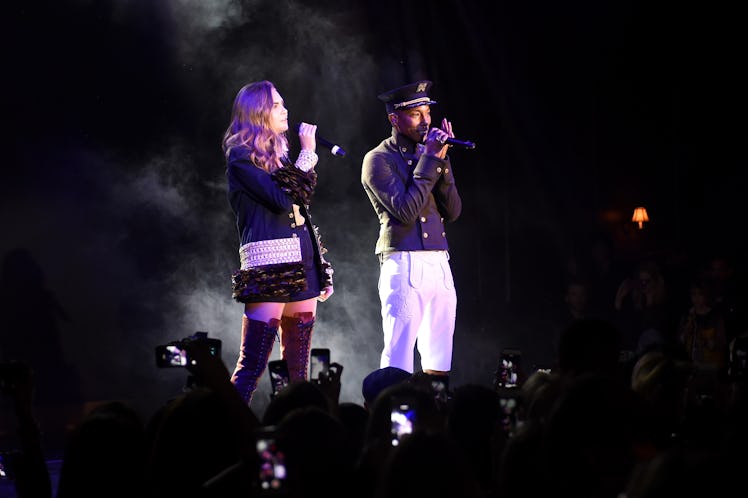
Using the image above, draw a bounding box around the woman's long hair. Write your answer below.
[222,80,288,173]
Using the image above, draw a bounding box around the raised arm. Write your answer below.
[362,150,444,225]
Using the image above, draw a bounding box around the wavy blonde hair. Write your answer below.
[222,80,288,173]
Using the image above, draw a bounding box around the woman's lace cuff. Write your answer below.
[295,149,318,172]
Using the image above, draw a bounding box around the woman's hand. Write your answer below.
[317,285,334,302]
[298,122,317,152]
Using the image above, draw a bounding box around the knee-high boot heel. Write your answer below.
[280,312,315,382]
[231,316,279,404]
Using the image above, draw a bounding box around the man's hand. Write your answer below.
[424,118,454,159]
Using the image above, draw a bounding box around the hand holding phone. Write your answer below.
[495,348,522,390]
[390,396,416,446]
[154,332,222,368]
[309,348,330,383]
[268,360,290,398]
[254,427,287,494]
[498,392,522,437]
[316,362,344,406]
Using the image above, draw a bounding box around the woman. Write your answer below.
[222,80,334,405]
[613,259,672,353]
[678,278,727,370]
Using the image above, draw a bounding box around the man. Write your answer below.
[361,80,462,377]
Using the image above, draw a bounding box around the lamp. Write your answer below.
[631,206,649,229]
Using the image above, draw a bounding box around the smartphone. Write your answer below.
[390,396,416,446]
[268,360,290,397]
[429,374,450,404]
[309,348,330,383]
[497,390,522,437]
[495,348,522,389]
[155,344,188,368]
[254,427,287,494]
[154,335,222,368]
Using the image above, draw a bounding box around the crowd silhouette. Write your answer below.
[1,248,747,498]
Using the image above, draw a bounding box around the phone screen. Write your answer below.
[390,399,416,446]
[155,345,188,368]
[496,349,521,389]
[430,375,450,403]
[268,360,290,396]
[255,430,287,493]
[309,348,330,383]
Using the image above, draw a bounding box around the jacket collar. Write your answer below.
[390,128,420,155]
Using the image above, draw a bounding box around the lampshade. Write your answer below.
[632,206,649,229]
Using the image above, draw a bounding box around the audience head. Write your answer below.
[446,384,503,492]
[624,448,728,498]
[276,406,352,498]
[704,253,734,284]
[631,351,689,403]
[564,279,589,317]
[362,366,412,409]
[688,276,717,311]
[374,431,483,498]
[262,380,329,426]
[364,381,442,446]
[447,384,501,444]
[147,387,251,497]
[544,373,640,498]
[337,401,370,461]
[634,260,666,307]
[520,368,561,424]
[630,351,691,446]
[57,401,146,498]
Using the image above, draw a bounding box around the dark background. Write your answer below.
[1,0,745,427]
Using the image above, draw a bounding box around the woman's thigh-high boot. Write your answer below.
[280,312,315,382]
[230,316,279,404]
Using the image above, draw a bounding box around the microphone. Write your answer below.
[445,137,476,149]
[294,123,347,157]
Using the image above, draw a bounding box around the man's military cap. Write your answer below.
[377,80,437,113]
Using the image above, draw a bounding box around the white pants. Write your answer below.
[378,250,457,372]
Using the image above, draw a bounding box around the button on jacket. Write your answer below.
[361,129,462,254]
[227,145,313,244]
[226,145,328,276]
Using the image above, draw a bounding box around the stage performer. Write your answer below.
[361,80,462,377]
[222,80,334,405]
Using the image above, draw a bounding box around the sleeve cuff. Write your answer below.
[295,149,318,172]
